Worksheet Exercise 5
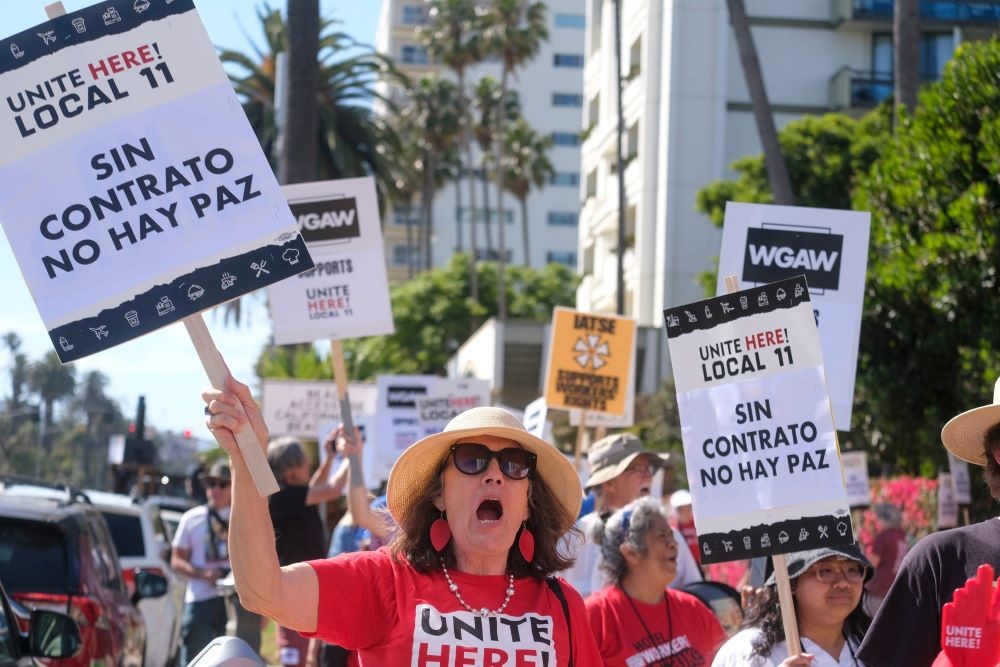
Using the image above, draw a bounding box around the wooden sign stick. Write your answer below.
[184,314,279,496]
[329,341,364,484]
[574,409,588,471]
[723,273,801,656]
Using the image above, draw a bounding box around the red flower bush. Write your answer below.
[855,475,938,554]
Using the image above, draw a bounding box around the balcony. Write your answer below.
[834,0,1000,25]
[828,67,939,111]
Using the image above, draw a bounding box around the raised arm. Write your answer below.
[203,376,320,632]
[305,429,349,506]
[340,427,392,541]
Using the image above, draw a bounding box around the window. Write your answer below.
[553,53,585,68]
[588,94,600,127]
[393,207,418,226]
[547,251,577,266]
[457,207,514,224]
[627,36,642,81]
[548,211,579,227]
[554,13,586,28]
[872,32,955,80]
[551,172,580,187]
[100,512,145,558]
[401,5,427,25]
[401,45,429,65]
[0,520,70,593]
[551,132,581,147]
[586,169,597,198]
[392,245,419,266]
[552,92,583,108]
[475,248,512,261]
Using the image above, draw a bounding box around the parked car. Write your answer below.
[85,491,184,667]
[0,575,81,667]
[0,476,166,667]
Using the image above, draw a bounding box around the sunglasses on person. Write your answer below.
[449,444,537,480]
[204,479,231,490]
[810,562,866,584]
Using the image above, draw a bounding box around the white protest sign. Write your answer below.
[938,472,959,528]
[840,451,871,507]
[523,397,552,440]
[374,375,492,483]
[317,415,378,489]
[665,275,853,564]
[260,379,377,440]
[0,1,311,363]
[267,178,393,344]
[416,381,491,433]
[717,203,870,431]
[948,452,972,504]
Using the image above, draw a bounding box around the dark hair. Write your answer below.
[388,461,580,578]
[742,574,872,660]
[983,424,1000,501]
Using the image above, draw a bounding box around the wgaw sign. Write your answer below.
[717,203,870,431]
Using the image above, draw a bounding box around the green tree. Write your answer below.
[499,118,554,267]
[27,351,76,442]
[2,332,29,411]
[220,3,405,204]
[422,0,485,295]
[481,0,549,319]
[473,77,520,259]
[851,39,1000,473]
[326,254,579,380]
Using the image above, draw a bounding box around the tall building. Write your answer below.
[577,0,996,331]
[374,0,589,282]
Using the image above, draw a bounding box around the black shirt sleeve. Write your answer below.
[268,485,308,521]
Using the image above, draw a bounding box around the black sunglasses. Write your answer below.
[449,444,537,480]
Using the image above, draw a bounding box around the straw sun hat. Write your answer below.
[386,407,583,530]
[941,377,1000,466]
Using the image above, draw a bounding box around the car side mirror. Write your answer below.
[132,570,169,605]
[29,609,80,659]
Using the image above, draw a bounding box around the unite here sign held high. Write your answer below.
[0,0,311,363]
[664,276,853,564]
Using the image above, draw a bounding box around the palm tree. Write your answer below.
[422,0,485,297]
[220,3,407,203]
[499,118,554,268]
[70,371,121,487]
[279,0,320,184]
[481,0,548,319]
[2,332,28,411]
[26,351,76,450]
[473,78,520,262]
[401,76,462,270]
[725,0,794,205]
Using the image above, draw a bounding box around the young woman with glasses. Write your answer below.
[712,544,874,667]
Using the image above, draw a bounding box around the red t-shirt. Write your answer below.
[585,585,726,666]
[867,526,909,598]
[304,548,602,666]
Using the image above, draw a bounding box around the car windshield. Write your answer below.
[99,512,145,558]
[0,520,69,594]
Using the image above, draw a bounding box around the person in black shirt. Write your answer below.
[267,432,350,667]
[858,379,1000,667]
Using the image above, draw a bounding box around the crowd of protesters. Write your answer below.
[172,374,1000,667]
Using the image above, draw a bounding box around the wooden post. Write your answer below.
[574,410,588,471]
[44,2,66,18]
[723,273,802,656]
[183,315,279,496]
[329,340,356,436]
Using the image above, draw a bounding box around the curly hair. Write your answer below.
[742,575,872,660]
[594,497,666,586]
[388,459,579,578]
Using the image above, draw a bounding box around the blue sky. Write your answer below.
[0,1,383,434]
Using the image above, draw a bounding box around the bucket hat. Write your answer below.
[584,433,670,489]
[386,407,582,530]
[941,377,1000,466]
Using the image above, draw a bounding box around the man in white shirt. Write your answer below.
[171,462,233,666]
[562,433,702,596]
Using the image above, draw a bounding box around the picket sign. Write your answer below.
[329,341,357,450]
[574,409,588,471]
[184,315,278,495]
[723,274,802,658]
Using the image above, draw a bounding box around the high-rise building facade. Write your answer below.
[577,0,996,333]
[375,0,589,282]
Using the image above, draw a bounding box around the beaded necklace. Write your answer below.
[440,559,516,617]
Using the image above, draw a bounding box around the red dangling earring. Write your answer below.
[430,512,451,552]
[518,522,535,563]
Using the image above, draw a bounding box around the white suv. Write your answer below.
[86,491,184,667]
